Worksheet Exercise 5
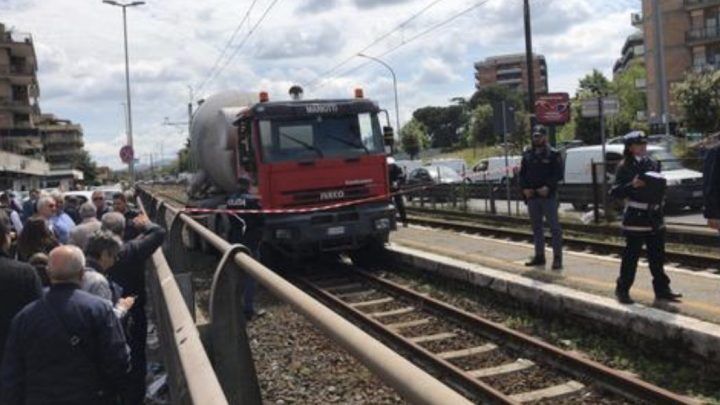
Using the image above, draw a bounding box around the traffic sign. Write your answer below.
[119,145,134,164]
[535,93,571,125]
[581,96,619,118]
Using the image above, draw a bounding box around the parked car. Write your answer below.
[405,165,466,201]
[470,156,522,184]
[428,158,468,176]
[561,145,703,211]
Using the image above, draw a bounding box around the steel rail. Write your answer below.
[352,270,698,405]
[407,205,719,246]
[297,276,518,404]
[137,186,473,405]
[407,213,719,270]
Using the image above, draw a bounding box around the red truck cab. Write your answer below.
[230,95,396,259]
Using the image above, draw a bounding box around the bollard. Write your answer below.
[208,245,262,405]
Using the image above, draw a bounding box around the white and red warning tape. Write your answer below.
[178,164,521,216]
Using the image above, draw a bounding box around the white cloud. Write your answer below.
[0,0,640,168]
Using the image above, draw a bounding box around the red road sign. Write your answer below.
[535,93,571,125]
[119,145,134,164]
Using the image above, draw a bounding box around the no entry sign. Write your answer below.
[535,93,571,125]
[119,145,134,164]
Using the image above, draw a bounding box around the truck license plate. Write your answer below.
[693,191,703,197]
[327,226,346,236]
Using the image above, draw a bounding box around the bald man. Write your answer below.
[1,246,130,405]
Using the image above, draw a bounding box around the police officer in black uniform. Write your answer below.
[387,157,407,226]
[226,180,264,320]
[610,131,682,304]
[703,142,720,232]
[519,125,564,270]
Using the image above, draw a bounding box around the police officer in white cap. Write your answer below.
[610,131,682,304]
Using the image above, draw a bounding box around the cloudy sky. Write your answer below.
[1,0,639,169]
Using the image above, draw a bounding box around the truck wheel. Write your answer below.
[349,237,387,268]
[572,202,588,211]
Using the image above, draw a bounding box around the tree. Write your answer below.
[465,104,494,146]
[610,63,648,135]
[469,85,523,111]
[413,105,467,148]
[672,70,720,135]
[73,149,98,185]
[400,119,428,160]
[572,69,612,145]
[177,137,192,172]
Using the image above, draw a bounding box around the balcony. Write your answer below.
[0,97,33,113]
[693,60,720,72]
[684,0,720,10]
[686,26,720,45]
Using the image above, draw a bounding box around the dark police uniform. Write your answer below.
[610,133,679,303]
[388,161,407,225]
[703,144,720,224]
[226,192,263,318]
[518,144,564,267]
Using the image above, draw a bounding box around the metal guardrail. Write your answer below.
[134,195,228,405]
[136,186,473,405]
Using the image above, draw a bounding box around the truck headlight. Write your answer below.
[374,218,391,230]
[274,229,293,240]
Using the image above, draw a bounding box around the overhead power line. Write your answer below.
[312,0,492,90]
[197,0,281,95]
[305,0,445,88]
[196,0,260,95]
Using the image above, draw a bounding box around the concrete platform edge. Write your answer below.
[387,243,720,361]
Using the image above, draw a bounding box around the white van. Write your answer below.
[470,156,522,183]
[562,145,704,210]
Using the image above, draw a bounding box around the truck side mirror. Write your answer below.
[383,126,395,146]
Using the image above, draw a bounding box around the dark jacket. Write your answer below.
[519,146,564,197]
[227,193,263,254]
[703,145,720,220]
[108,223,166,306]
[388,163,405,192]
[0,253,42,353]
[21,199,36,224]
[121,209,141,241]
[0,284,130,405]
[610,156,665,234]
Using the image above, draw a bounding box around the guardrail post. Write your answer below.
[209,244,262,405]
[165,212,189,275]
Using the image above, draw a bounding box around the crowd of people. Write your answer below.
[0,189,165,404]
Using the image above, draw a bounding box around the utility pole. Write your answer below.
[358,53,401,135]
[103,0,145,187]
[651,0,671,137]
[523,0,537,127]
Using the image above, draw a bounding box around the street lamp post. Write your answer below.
[103,0,145,187]
[358,53,401,136]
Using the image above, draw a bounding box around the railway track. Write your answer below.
[142,186,699,404]
[298,267,695,404]
[406,212,719,271]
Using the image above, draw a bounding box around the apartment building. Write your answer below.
[642,0,720,125]
[613,31,645,76]
[474,53,548,95]
[0,23,42,156]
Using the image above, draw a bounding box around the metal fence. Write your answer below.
[404,157,707,224]
[136,186,473,405]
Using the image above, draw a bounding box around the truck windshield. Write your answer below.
[648,150,683,171]
[259,112,384,162]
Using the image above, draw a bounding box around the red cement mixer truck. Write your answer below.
[186,88,397,263]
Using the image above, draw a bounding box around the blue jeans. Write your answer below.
[527,196,563,259]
